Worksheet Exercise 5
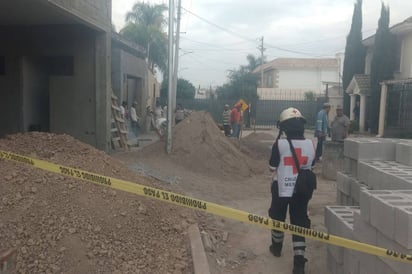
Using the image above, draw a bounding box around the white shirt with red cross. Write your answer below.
[276,139,315,197]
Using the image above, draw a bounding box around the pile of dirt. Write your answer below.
[0,132,193,274]
[141,112,265,179]
[240,132,275,161]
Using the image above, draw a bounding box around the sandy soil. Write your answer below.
[114,112,336,274]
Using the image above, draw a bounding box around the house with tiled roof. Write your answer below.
[253,56,342,100]
[346,16,412,135]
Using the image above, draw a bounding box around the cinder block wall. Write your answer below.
[326,138,412,274]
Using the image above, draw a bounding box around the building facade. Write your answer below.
[253,57,341,100]
[347,16,412,135]
[0,0,112,150]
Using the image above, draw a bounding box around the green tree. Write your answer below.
[369,3,396,133]
[342,0,366,116]
[160,78,196,99]
[120,2,168,74]
[304,91,316,101]
[216,54,259,101]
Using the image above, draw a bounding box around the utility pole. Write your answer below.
[258,36,265,89]
[166,0,175,154]
[172,0,182,125]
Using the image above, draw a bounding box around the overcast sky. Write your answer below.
[112,0,412,88]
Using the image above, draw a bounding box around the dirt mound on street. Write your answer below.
[0,132,193,274]
[141,111,265,179]
[240,132,275,161]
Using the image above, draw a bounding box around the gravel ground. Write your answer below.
[0,132,194,274]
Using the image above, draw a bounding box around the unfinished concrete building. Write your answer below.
[0,0,112,150]
[111,33,160,131]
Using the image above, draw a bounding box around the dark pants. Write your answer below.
[315,136,325,160]
[268,181,311,256]
[223,124,231,136]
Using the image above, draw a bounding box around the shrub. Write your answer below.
[349,120,359,133]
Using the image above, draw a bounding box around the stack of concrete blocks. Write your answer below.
[326,138,412,274]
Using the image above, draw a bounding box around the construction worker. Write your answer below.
[268,107,316,274]
[315,102,331,162]
[230,103,242,138]
[331,105,350,141]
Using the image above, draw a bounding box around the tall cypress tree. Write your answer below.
[342,0,365,116]
[369,4,396,133]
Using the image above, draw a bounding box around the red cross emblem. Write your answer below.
[283,148,308,174]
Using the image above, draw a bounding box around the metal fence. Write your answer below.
[386,83,412,136]
[165,97,326,129]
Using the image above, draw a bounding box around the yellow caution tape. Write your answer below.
[1,149,412,264]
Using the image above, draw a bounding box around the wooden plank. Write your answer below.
[0,248,16,274]
[115,117,125,123]
[111,105,121,111]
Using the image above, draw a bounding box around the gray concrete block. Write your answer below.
[357,161,373,188]
[360,190,393,222]
[327,249,344,274]
[370,194,408,239]
[395,206,412,249]
[344,138,397,161]
[396,142,412,166]
[376,231,412,274]
[358,252,397,274]
[325,206,358,265]
[337,192,352,206]
[337,172,351,196]
[359,189,372,222]
[357,160,412,190]
[353,210,377,246]
[350,179,367,205]
[336,190,343,205]
[360,249,400,274]
[343,249,360,274]
[344,157,358,177]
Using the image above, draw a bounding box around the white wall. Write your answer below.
[400,32,412,78]
[364,48,373,75]
[277,68,339,93]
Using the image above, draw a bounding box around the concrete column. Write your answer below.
[359,94,366,132]
[95,31,111,151]
[350,94,356,120]
[378,83,388,137]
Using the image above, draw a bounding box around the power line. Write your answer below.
[181,6,332,58]
[181,6,259,43]
[181,37,253,47]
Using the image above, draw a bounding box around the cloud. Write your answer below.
[112,0,412,87]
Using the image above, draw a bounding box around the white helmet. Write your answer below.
[279,107,305,123]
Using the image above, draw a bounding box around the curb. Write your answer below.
[188,224,211,274]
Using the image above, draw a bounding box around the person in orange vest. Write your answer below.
[230,103,242,138]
